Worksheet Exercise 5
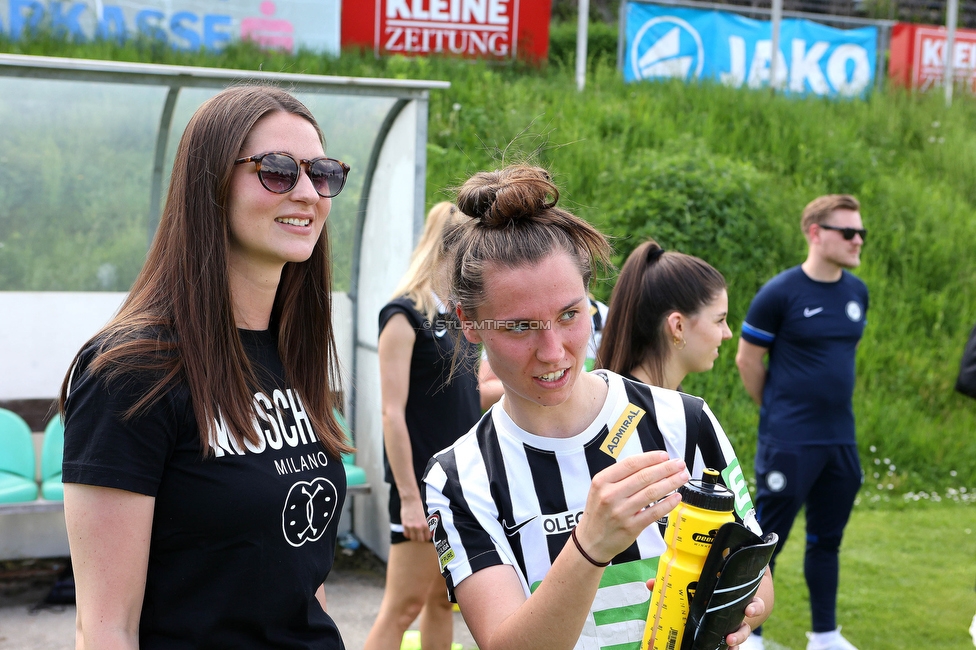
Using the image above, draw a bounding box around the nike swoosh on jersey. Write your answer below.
[502,516,537,537]
[434,328,448,338]
[803,307,824,317]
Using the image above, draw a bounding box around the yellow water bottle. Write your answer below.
[642,468,735,650]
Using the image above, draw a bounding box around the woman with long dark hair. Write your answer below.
[597,240,732,391]
[60,85,351,649]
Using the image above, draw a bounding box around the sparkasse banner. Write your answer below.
[341,0,552,62]
[0,0,340,53]
[624,2,878,98]
[889,22,976,94]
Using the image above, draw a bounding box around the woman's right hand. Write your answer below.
[573,450,689,564]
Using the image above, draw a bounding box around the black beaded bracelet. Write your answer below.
[571,526,611,567]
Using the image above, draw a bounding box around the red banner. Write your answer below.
[889,22,976,93]
[341,0,551,62]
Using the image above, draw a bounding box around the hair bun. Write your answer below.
[457,165,558,228]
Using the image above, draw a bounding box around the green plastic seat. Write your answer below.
[40,415,65,501]
[0,408,39,503]
[343,462,368,487]
[334,409,368,487]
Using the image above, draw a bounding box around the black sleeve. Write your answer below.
[62,347,183,496]
[379,297,425,336]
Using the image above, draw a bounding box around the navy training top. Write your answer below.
[740,265,868,446]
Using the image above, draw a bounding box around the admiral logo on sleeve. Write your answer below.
[427,511,455,570]
[600,404,646,458]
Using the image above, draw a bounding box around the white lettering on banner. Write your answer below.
[386,0,509,25]
[721,37,870,96]
[826,44,870,96]
[384,25,509,55]
[720,35,746,86]
[962,43,976,68]
[921,37,976,70]
[790,39,829,94]
[922,37,942,66]
[746,39,789,89]
[381,0,513,57]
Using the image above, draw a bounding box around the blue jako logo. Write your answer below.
[630,16,705,82]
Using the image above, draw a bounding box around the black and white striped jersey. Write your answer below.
[423,370,760,650]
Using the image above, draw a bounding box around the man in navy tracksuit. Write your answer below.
[736,195,868,650]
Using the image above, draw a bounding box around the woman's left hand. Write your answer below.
[724,594,767,649]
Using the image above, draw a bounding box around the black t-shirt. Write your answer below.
[63,329,346,649]
[378,297,481,485]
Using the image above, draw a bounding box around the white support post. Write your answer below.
[577,0,590,91]
[770,0,783,91]
[945,0,959,106]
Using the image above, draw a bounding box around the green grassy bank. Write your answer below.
[2,34,975,494]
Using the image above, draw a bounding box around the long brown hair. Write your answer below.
[59,85,350,458]
[450,165,611,320]
[597,240,726,387]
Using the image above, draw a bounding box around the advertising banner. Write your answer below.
[0,0,340,53]
[624,2,878,98]
[889,22,976,93]
[341,0,552,62]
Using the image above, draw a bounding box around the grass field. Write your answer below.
[763,498,976,649]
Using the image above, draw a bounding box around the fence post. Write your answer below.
[577,0,591,91]
[945,0,959,106]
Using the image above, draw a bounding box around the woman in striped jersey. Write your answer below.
[423,164,773,650]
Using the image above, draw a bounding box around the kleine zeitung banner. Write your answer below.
[341,0,552,62]
[889,22,976,93]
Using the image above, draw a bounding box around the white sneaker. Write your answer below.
[969,610,976,647]
[805,627,858,650]
[738,634,765,650]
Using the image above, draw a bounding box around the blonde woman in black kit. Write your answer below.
[61,86,351,649]
[364,202,481,650]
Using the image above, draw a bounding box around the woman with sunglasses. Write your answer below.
[422,164,772,650]
[59,86,351,649]
[596,240,732,392]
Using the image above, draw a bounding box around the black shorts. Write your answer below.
[388,482,409,545]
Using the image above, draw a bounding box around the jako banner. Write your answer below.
[0,0,340,54]
[624,2,877,98]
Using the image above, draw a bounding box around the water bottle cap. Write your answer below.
[678,468,735,512]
